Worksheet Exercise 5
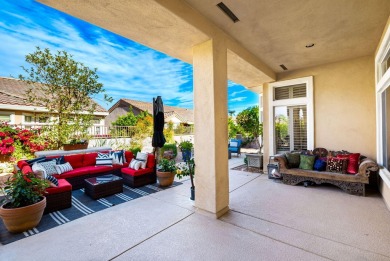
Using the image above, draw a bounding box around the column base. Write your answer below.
[196,206,229,219]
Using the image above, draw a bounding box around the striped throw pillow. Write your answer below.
[96,152,113,166]
[39,160,57,176]
[136,152,148,169]
[129,159,142,170]
[55,162,73,174]
[46,175,59,186]
[110,150,125,165]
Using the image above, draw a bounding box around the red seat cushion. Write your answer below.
[56,166,92,179]
[64,154,85,169]
[88,165,114,175]
[45,179,72,195]
[112,164,124,170]
[122,167,154,177]
[83,152,98,167]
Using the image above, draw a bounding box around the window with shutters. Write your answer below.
[0,111,14,124]
[268,77,313,155]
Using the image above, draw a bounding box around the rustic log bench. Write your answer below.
[273,149,379,196]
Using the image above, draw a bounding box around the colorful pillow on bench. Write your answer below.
[337,153,360,174]
[285,152,300,168]
[299,155,315,170]
[326,157,348,174]
[313,158,327,171]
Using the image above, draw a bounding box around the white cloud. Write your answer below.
[231,90,247,97]
[230,97,247,102]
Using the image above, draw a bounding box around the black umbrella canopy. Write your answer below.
[152,96,166,148]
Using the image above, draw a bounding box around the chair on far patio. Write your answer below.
[228,139,242,157]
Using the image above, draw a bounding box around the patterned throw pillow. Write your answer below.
[46,175,59,187]
[55,162,73,174]
[110,150,125,165]
[136,152,148,169]
[299,155,316,170]
[129,159,142,170]
[26,156,46,166]
[32,162,46,178]
[39,160,57,176]
[96,152,113,166]
[313,158,327,171]
[326,157,348,174]
[285,152,300,168]
[337,153,360,174]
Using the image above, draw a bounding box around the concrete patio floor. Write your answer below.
[1,153,390,261]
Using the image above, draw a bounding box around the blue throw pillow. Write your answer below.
[26,156,46,166]
[314,159,326,171]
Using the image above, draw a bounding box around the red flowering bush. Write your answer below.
[0,122,51,161]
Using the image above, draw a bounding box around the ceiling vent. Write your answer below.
[280,64,288,71]
[217,2,239,23]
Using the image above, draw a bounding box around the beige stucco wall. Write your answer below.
[263,55,376,169]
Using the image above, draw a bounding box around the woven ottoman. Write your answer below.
[44,179,72,214]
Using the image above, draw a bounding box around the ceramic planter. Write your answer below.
[156,171,175,187]
[0,197,46,233]
[63,143,88,151]
[181,149,191,162]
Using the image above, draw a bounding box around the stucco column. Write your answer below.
[193,38,229,218]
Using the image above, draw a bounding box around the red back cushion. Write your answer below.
[125,151,134,163]
[21,165,32,175]
[64,154,84,169]
[83,153,98,167]
[17,160,28,169]
[146,154,155,168]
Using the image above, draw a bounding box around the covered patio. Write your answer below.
[1,158,389,260]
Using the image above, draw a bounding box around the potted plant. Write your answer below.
[176,158,195,200]
[63,138,89,151]
[178,140,193,162]
[0,171,49,233]
[156,158,177,187]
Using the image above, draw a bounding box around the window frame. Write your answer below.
[376,22,390,187]
[0,111,15,124]
[268,76,314,155]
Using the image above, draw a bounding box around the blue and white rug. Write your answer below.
[0,181,182,245]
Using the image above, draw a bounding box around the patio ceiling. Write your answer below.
[37,0,390,86]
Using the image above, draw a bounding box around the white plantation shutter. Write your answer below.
[274,84,307,101]
[292,106,307,151]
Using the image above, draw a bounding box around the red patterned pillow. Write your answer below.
[326,157,348,174]
[336,153,360,174]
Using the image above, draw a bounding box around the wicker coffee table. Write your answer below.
[84,175,123,199]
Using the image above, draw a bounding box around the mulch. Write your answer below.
[231,164,263,173]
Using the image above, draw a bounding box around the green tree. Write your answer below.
[163,121,175,143]
[112,107,138,127]
[19,47,112,149]
[228,116,243,139]
[236,106,263,151]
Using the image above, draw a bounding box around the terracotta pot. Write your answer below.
[156,171,175,187]
[63,143,88,151]
[0,197,46,233]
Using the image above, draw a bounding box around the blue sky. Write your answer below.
[0,0,259,114]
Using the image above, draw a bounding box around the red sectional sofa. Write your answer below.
[17,150,156,213]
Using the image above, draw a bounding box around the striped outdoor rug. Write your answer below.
[0,181,182,245]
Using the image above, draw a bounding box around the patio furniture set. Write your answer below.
[273,148,379,196]
[17,149,156,214]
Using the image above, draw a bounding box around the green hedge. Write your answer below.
[161,143,178,158]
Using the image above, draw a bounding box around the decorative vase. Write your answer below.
[63,143,88,151]
[156,171,175,187]
[182,149,191,162]
[0,197,46,233]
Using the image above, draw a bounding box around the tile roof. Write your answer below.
[119,99,194,123]
[0,77,107,112]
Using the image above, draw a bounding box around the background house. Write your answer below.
[106,98,194,128]
[0,77,108,131]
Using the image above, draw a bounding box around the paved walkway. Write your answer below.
[1,153,390,260]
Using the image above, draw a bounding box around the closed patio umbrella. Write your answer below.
[152,96,166,148]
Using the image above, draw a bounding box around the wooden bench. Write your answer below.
[273,149,379,196]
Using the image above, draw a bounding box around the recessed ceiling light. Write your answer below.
[305,43,315,48]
